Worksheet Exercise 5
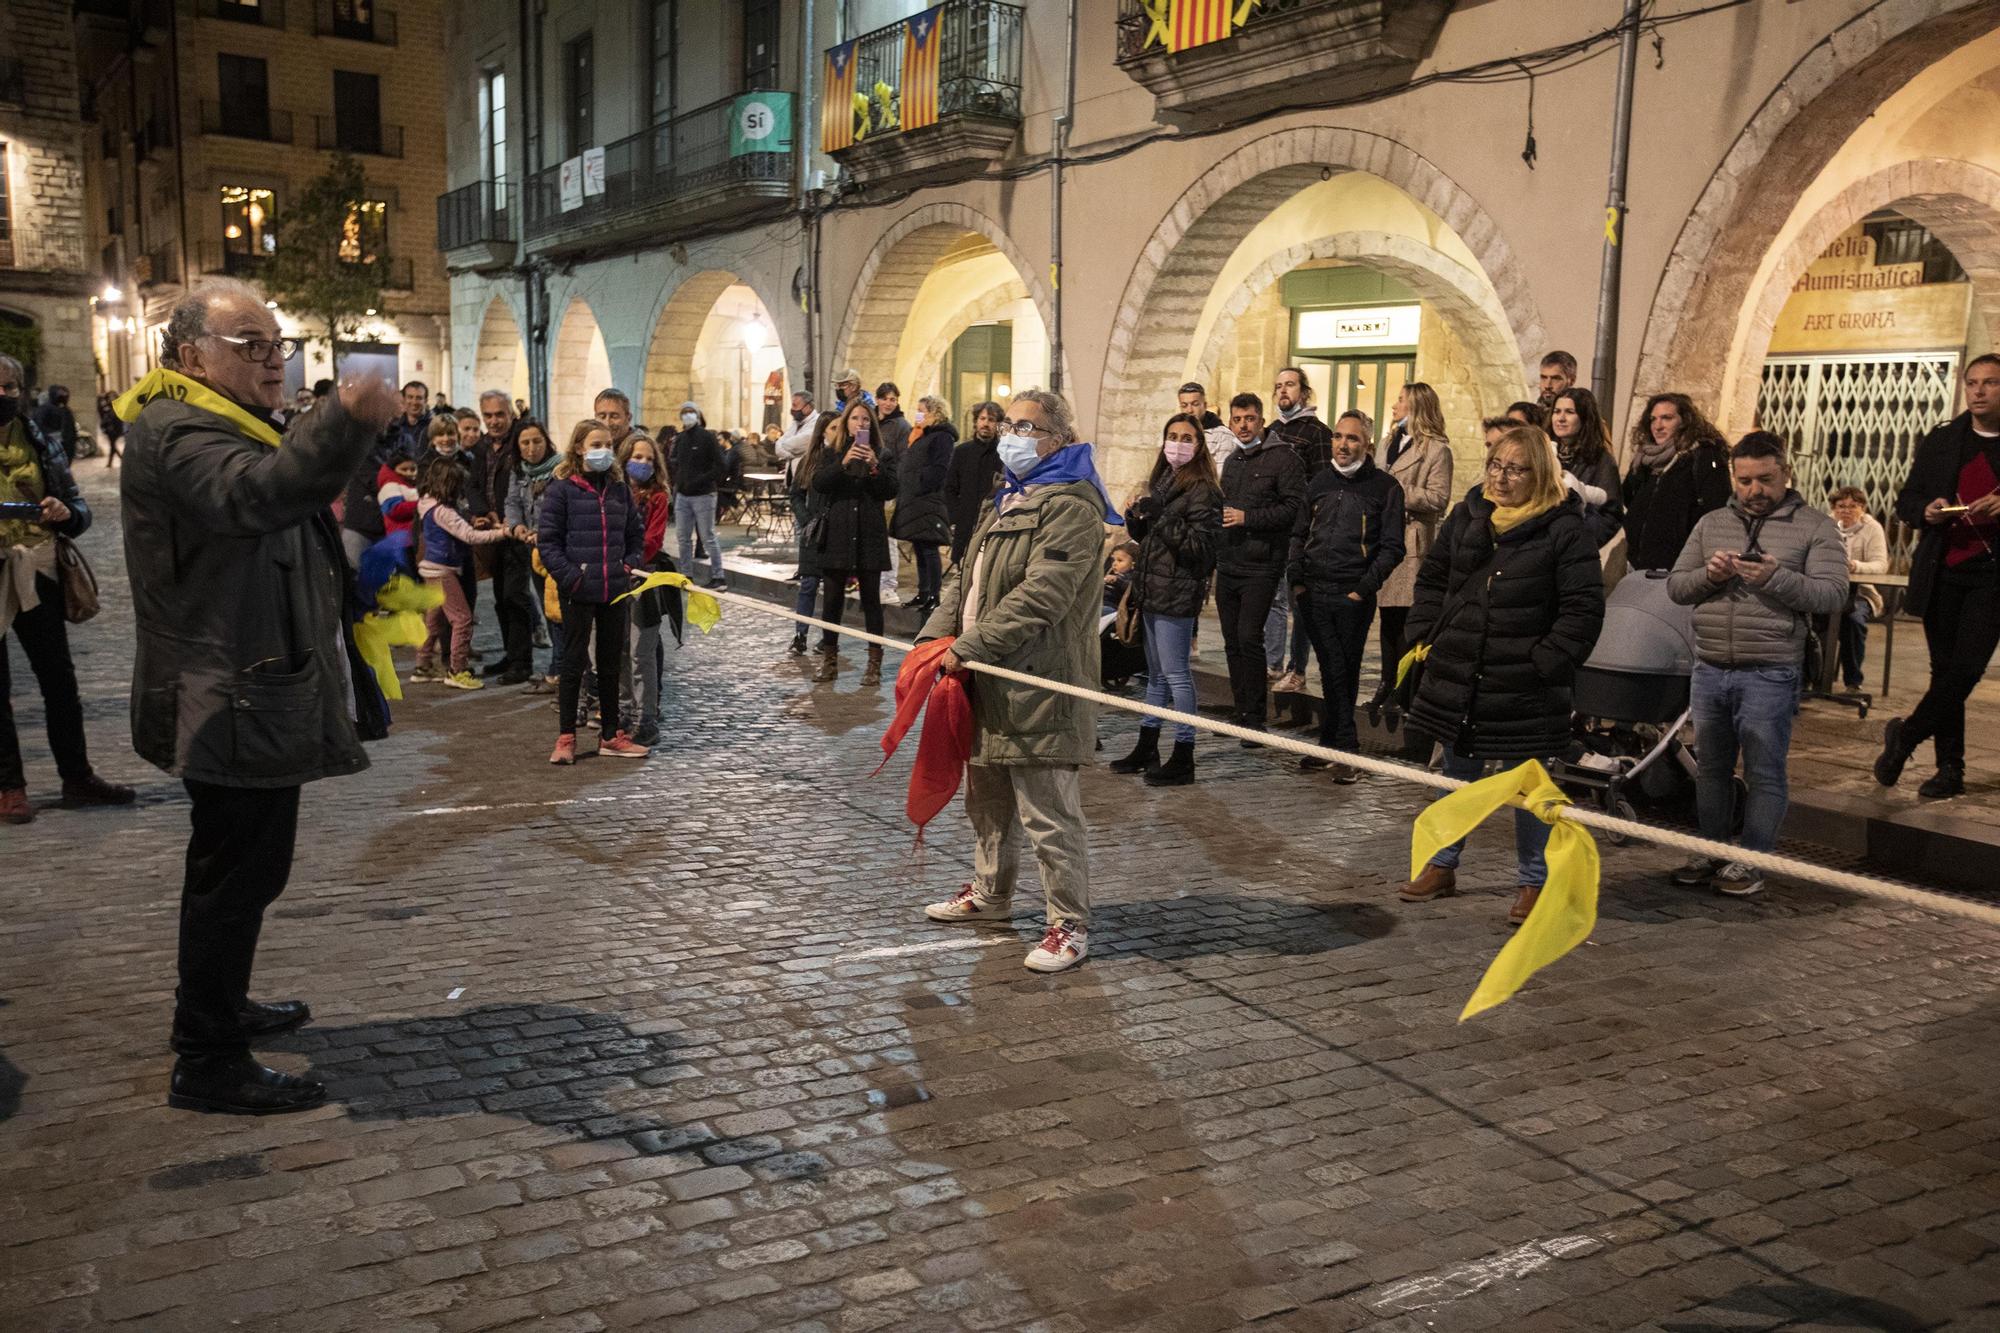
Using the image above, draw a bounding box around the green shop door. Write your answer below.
[942,322,1012,434]
[1297,358,1415,443]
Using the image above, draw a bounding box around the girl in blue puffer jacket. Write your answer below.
[537,420,649,764]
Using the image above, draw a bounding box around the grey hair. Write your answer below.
[1008,387,1075,446]
[793,389,814,406]
[917,393,950,421]
[1337,408,1376,443]
[478,388,512,407]
[0,354,21,382]
[160,278,265,369]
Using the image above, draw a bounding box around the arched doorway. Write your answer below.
[643,272,788,436]
[834,203,1057,427]
[549,296,612,432]
[472,296,529,411]
[1097,130,1538,500]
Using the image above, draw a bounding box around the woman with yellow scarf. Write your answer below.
[1396,425,1605,924]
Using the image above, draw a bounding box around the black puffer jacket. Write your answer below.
[1405,491,1605,761]
[891,419,955,545]
[671,426,723,497]
[1286,458,1406,598]
[1216,439,1307,576]
[1126,475,1221,618]
[1559,446,1625,549]
[810,444,899,572]
[1623,442,1729,570]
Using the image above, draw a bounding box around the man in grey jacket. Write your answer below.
[1667,433,1848,896]
[122,278,398,1113]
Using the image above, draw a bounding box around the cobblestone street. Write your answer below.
[3,475,1998,1333]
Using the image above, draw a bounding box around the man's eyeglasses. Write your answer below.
[208,333,303,363]
[1004,419,1048,437]
[1484,460,1532,483]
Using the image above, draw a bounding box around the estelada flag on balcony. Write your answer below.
[1170,0,1235,52]
[822,40,859,152]
[901,6,945,133]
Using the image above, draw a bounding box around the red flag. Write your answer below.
[875,636,973,837]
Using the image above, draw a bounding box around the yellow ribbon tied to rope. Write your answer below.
[353,575,443,702]
[1411,759,1599,1021]
[113,368,283,448]
[611,570,721,634]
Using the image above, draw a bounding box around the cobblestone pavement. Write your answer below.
[3,472,1998,1333]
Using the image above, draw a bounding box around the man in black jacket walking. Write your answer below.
[1215,392,1306,741]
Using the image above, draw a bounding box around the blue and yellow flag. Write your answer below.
[822,41,859,152]
[901,7,944,132]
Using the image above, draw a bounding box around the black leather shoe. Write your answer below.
[1918,765,1965,800]
[238,999,312,1038]
[60,773,137,807]
[1873,717,1910,787]
[168,1055,326,1115]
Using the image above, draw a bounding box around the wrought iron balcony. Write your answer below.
[519,94,793,255]
[0,225,90,277]
[825,0,1022,186]
[315,115,404,158]
[436,180,515,272]
[315,1,396,44]
[1112,0,1451,127]
[200,100,294,144]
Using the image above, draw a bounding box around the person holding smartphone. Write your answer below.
[806,399,898,685]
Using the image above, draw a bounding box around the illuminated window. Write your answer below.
[220,185,275,256]
[340,200,388,264]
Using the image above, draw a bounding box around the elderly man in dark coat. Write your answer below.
[120,278,398,1114]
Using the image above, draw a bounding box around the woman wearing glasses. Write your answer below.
[1397,425,1605,926]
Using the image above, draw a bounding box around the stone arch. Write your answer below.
[642,270,740,429]
[1097,127,1540,496]
[471,296,529,408]
[907,278,1029,410]
[833,201,1061,394]
[1638,2,2000,434]
[548,295,612,432]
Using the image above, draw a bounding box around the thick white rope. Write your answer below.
[705,587,2000,930]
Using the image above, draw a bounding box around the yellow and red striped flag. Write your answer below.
[1169,0,1234,52]
[901,6,945,133]
[822,40,859,152]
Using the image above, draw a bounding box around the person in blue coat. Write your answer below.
[538,419,648,764]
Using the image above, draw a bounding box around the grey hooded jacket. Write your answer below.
[1666,490,1849,669]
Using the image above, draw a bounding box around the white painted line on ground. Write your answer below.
[1367,1233,1604,1313]
[847,937,1015,961]
[411,793,656,817]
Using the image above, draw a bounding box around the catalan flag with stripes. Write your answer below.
[822,40,859,152]
[1170,0,1234,52]
[901,6,945,133]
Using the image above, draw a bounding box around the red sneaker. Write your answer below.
[599,732,650,759]
[0,787,32,824]
[549,734,577,765]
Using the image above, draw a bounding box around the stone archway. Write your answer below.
[641,271,740,429]
[833,201,1061,394]
[907,279,1030,411]
[1637,2,2000,434]
[548,296,612,432]
[471,296,529,407]
[1097,127,1540,497]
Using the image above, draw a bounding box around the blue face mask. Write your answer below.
[583,447,614,473]
[997,437,1042,479]
[626,460,654,483]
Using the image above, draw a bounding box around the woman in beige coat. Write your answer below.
[1369,382,1454,727]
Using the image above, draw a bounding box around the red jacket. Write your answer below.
[635,489,669,563]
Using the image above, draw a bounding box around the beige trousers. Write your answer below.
[965,761,1092,927]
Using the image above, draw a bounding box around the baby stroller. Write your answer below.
[1554,571,1740,842]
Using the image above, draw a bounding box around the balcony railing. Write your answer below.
[315,1,397,44]
[200,100,294,143]
[521,94,792,245]
[437,180,512,251]
[0,226,91,276]
[1115,0,1378,61]
[199,0,286,27]
[833,0,1023,149]
[315,115,404,158]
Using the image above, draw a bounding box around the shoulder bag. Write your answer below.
[55,536,99,624]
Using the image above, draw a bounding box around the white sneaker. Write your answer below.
[1713,862,1765,897]
[924,885,1011,923]
[1024,922,1088,973]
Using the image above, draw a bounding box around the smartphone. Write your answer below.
[1736,551,1766,563]
[854,425,871,450]
[1936,503,1971,516]
[0,500,42,520]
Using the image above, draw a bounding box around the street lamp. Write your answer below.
[102,284,123,304]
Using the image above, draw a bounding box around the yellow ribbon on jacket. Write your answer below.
[352,575,443,702]
[112,368,283,448]
[1411,759,1599,1021]
[612,570,721,634]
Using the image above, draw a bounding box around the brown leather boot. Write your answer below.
[812,650,840,684]
[860,645,884,687]
[1398,864,1456,902]
[1508,885,1541,926]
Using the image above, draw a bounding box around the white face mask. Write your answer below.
[1332,456,1365,478]
[681,411,699,427]
[997,437,1042,479]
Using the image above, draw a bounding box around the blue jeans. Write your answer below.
[1837,595,1871,689]
[676,493,722,582]
[1140,613,1198,744]
[1692,661,1797,854]
[1427,751,1552,886]
[793,574,824,647]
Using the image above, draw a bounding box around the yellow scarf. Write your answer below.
[1489,494,1558,534]
[113,368,283,448]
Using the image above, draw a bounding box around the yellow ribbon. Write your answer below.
[112,368,283,448]
[1604,205,1622,246]
[1394,642,1430,688]
[611,570,721,634]
[1410,760,1599,1021]
[352,575,443,703]
[1139,0,1169,48]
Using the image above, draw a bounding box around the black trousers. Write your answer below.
[174,781,302,1059]
[0,573,90,791]
[1214,568,1281,726]
[820,570,883,650]
[1903,576,2000,768]
[493,543,535,672]
[558,595,629,735]
[1304,588,1375,750]
[1377,605,1411,692]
